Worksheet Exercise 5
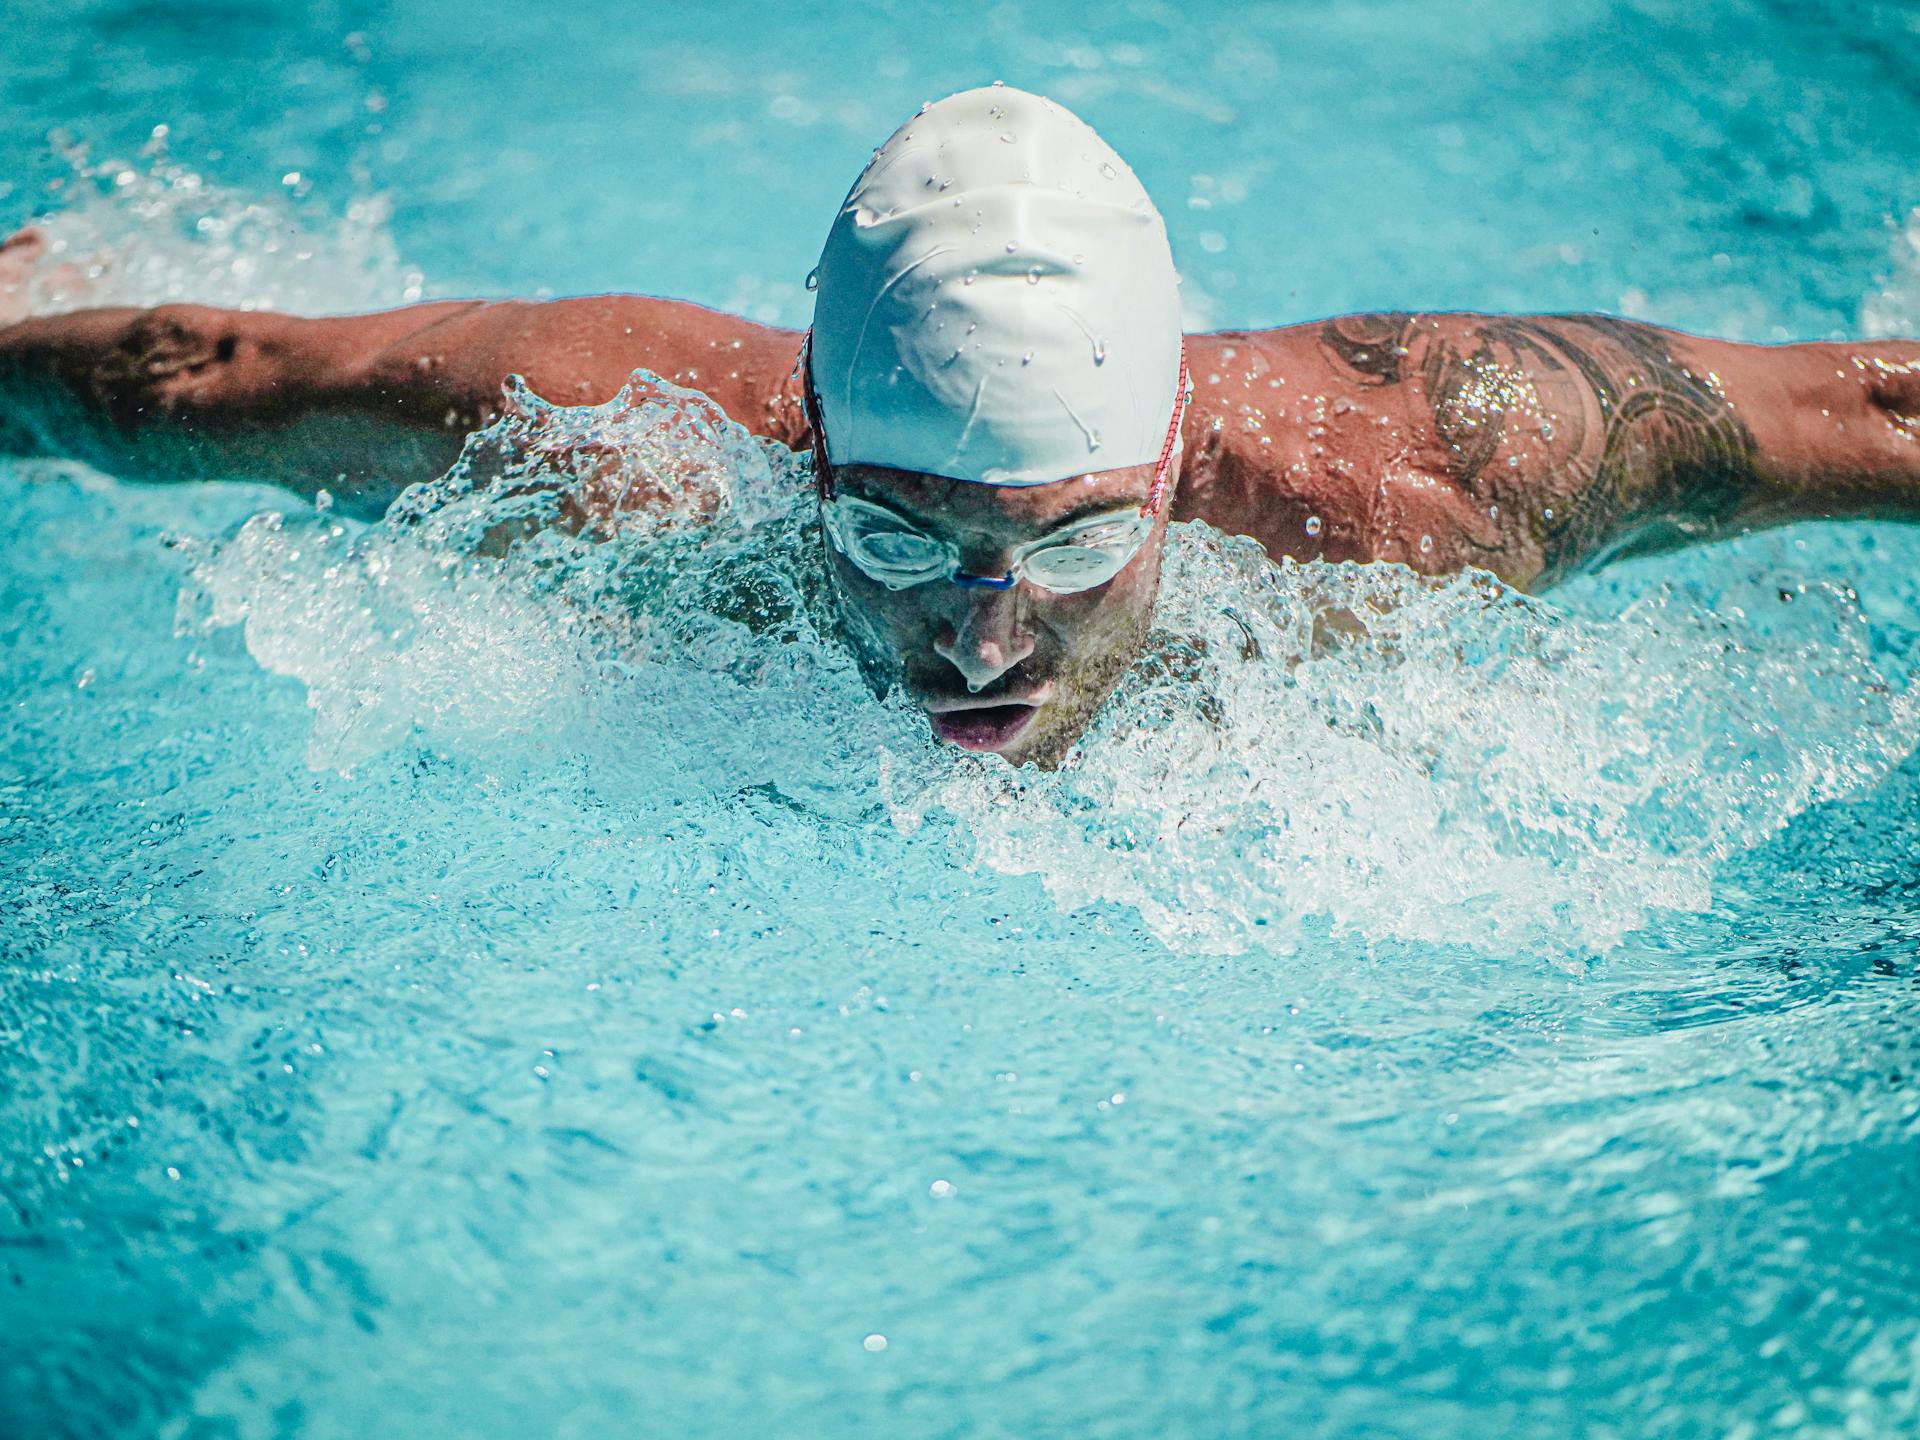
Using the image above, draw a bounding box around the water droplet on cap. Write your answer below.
[1100,162,1117,179]
[1005,242,1017,253]
[1021,351,1034,365]
[962,273,975,285]
[1026,267,1041,284]
[1093,339,1107,364]
[1000,132,1016,143]
[804,268,818,291]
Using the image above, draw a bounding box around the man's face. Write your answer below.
[823,460,1170,768]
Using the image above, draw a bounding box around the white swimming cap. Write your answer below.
[808,85,1183,486]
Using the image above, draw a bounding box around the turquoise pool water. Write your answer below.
[4,2,1920,1436]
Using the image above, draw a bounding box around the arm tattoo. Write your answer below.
[1319,312,1759,579]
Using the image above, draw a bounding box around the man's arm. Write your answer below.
[0,269,808,516]
[1183,314,1920,589]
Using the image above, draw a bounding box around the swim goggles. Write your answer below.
[820,494,1157,593]
[802,333,1190,594]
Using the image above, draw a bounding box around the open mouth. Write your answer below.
[928,702,1040,752]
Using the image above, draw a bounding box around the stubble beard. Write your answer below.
[827,559,1162,770]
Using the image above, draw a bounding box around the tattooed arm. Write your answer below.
[1179,314,1920,589]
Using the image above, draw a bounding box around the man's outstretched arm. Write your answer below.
[0,256,808,515]
[1189,313,1920,589]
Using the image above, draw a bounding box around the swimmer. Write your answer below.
[3,87,1919,765]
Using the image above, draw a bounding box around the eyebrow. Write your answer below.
[841,488,1142,537]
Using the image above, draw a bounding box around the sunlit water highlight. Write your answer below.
[7,21,1920,1438]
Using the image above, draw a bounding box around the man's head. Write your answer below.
[807,85,1185,766]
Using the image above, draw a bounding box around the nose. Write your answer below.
[934,584,1036,691]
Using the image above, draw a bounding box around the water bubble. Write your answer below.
[1026,268,1041,284]
[863,1334,888,1353]
[804,268,818,292]
[929,1179,955,1198]
[1005,242,1017,253]
[1419,534,1434,554]
[1305,515,1322,537]
[1100,162,1118,179]
[962,273,975,285]
[1093,340,1107,365]
[1001,133,1016,144]
[1021,351,1034,365]
[1543,506,1555,522]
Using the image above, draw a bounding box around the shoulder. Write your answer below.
[355,294,809,443]
[1173,322,1448,569]
[1174,314,1696,586]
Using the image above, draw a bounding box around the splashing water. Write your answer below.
[12,136,423,315]
[7,83,1920,1435]
[175,368,1920,959]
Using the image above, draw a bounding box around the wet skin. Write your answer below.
[4,226,1920,761]
[825,460,1168,768]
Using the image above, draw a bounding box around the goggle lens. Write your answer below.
[823,496,1150,595]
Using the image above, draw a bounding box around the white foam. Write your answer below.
[12,136,423,316]
[890,533,1920,957]
[37,157,1907,959]
[179,373,1920,959]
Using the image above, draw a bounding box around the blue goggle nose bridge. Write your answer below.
[952,569,1017,591]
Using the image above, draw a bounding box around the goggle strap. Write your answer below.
[799,330,837,502]
[1141,342,1191,519]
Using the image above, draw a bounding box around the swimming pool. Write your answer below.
[4,1,1920,1435]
